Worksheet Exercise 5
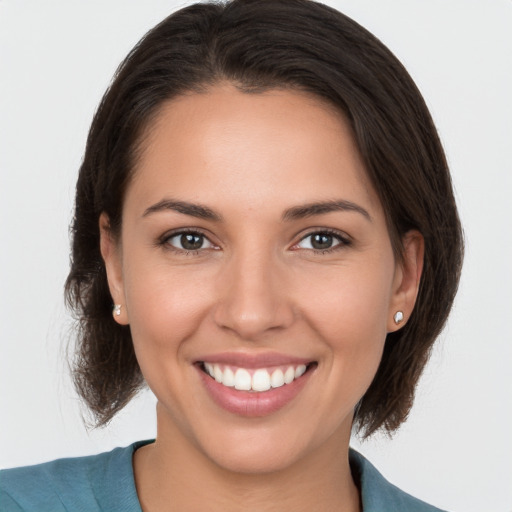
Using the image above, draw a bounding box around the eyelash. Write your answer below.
[294,228,352,254]
[158,228,351,256]
[158,229,216,256]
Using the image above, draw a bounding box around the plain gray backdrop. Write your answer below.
[1,1,511,511]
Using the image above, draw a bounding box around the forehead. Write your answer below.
[126,85,381,219]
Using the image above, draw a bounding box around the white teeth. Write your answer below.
[270,368,285,388]
[213,365,223,383]
[252,369,271,392]
[203,362,309,392]
[223,367,235,387]
[204,363,214,377]
[284,366,295,384]
[295,364,306,378]
[234,368,252,391]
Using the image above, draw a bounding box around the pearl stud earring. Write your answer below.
[113,304,122,317]
[393,311,404,325]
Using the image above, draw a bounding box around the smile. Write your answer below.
[196,355,316,417]
[202,363,308,392]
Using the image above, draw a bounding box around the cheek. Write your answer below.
[314,285,388,381]
[125,261,212,335]
[122,266,215,426]
[122,261,215,390]
[300,265,394,344]
[295,259,395,393]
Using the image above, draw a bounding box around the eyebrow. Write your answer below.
[143,199,222,221]
[142,198,371,223]
[282,200,372,222]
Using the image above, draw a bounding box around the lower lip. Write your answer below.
[198,366,313,417]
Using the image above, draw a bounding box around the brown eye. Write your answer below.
[167,232,214,251]
[296,231,347,251]
[311,233,334,250]
[182,234,203,250]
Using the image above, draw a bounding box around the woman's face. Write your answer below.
[102,85,419,473]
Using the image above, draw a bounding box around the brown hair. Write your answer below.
[65,0,463,437]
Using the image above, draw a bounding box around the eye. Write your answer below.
[166,232,215,251]
[296,231,348,251]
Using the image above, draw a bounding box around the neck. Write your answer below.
[134,407,361,512]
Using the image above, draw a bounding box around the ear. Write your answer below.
[99,212,129,325]
[387,230,424,332]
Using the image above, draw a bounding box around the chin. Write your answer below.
[203,435,309,475]
[190,412,348,476]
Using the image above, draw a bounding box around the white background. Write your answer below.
[1,1,511,511]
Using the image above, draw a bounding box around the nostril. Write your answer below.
[213,302,295,340]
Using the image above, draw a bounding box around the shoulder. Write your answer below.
[349,449,448,512]
[0,441,148,512]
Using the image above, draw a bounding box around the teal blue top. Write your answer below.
[0,441,446,511]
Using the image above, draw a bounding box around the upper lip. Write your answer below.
[195,351,315,368]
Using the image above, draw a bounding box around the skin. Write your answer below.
[100,84,423,512]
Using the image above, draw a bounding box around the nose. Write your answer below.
[213,249,295,340]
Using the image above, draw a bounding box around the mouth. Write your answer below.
[195,354,317,417]
[198,361,317,392]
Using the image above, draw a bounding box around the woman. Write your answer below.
[0,0,463,510]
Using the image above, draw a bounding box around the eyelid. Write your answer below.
[156,226,351,254]
[291,228,352,251]
[158,228,219,252]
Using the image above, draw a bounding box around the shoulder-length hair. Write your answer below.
[65,0,463,437]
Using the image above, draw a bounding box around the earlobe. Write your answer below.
[99,213,129,325]
[388,230,424,332]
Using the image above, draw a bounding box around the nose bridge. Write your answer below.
[214,243,293,339]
